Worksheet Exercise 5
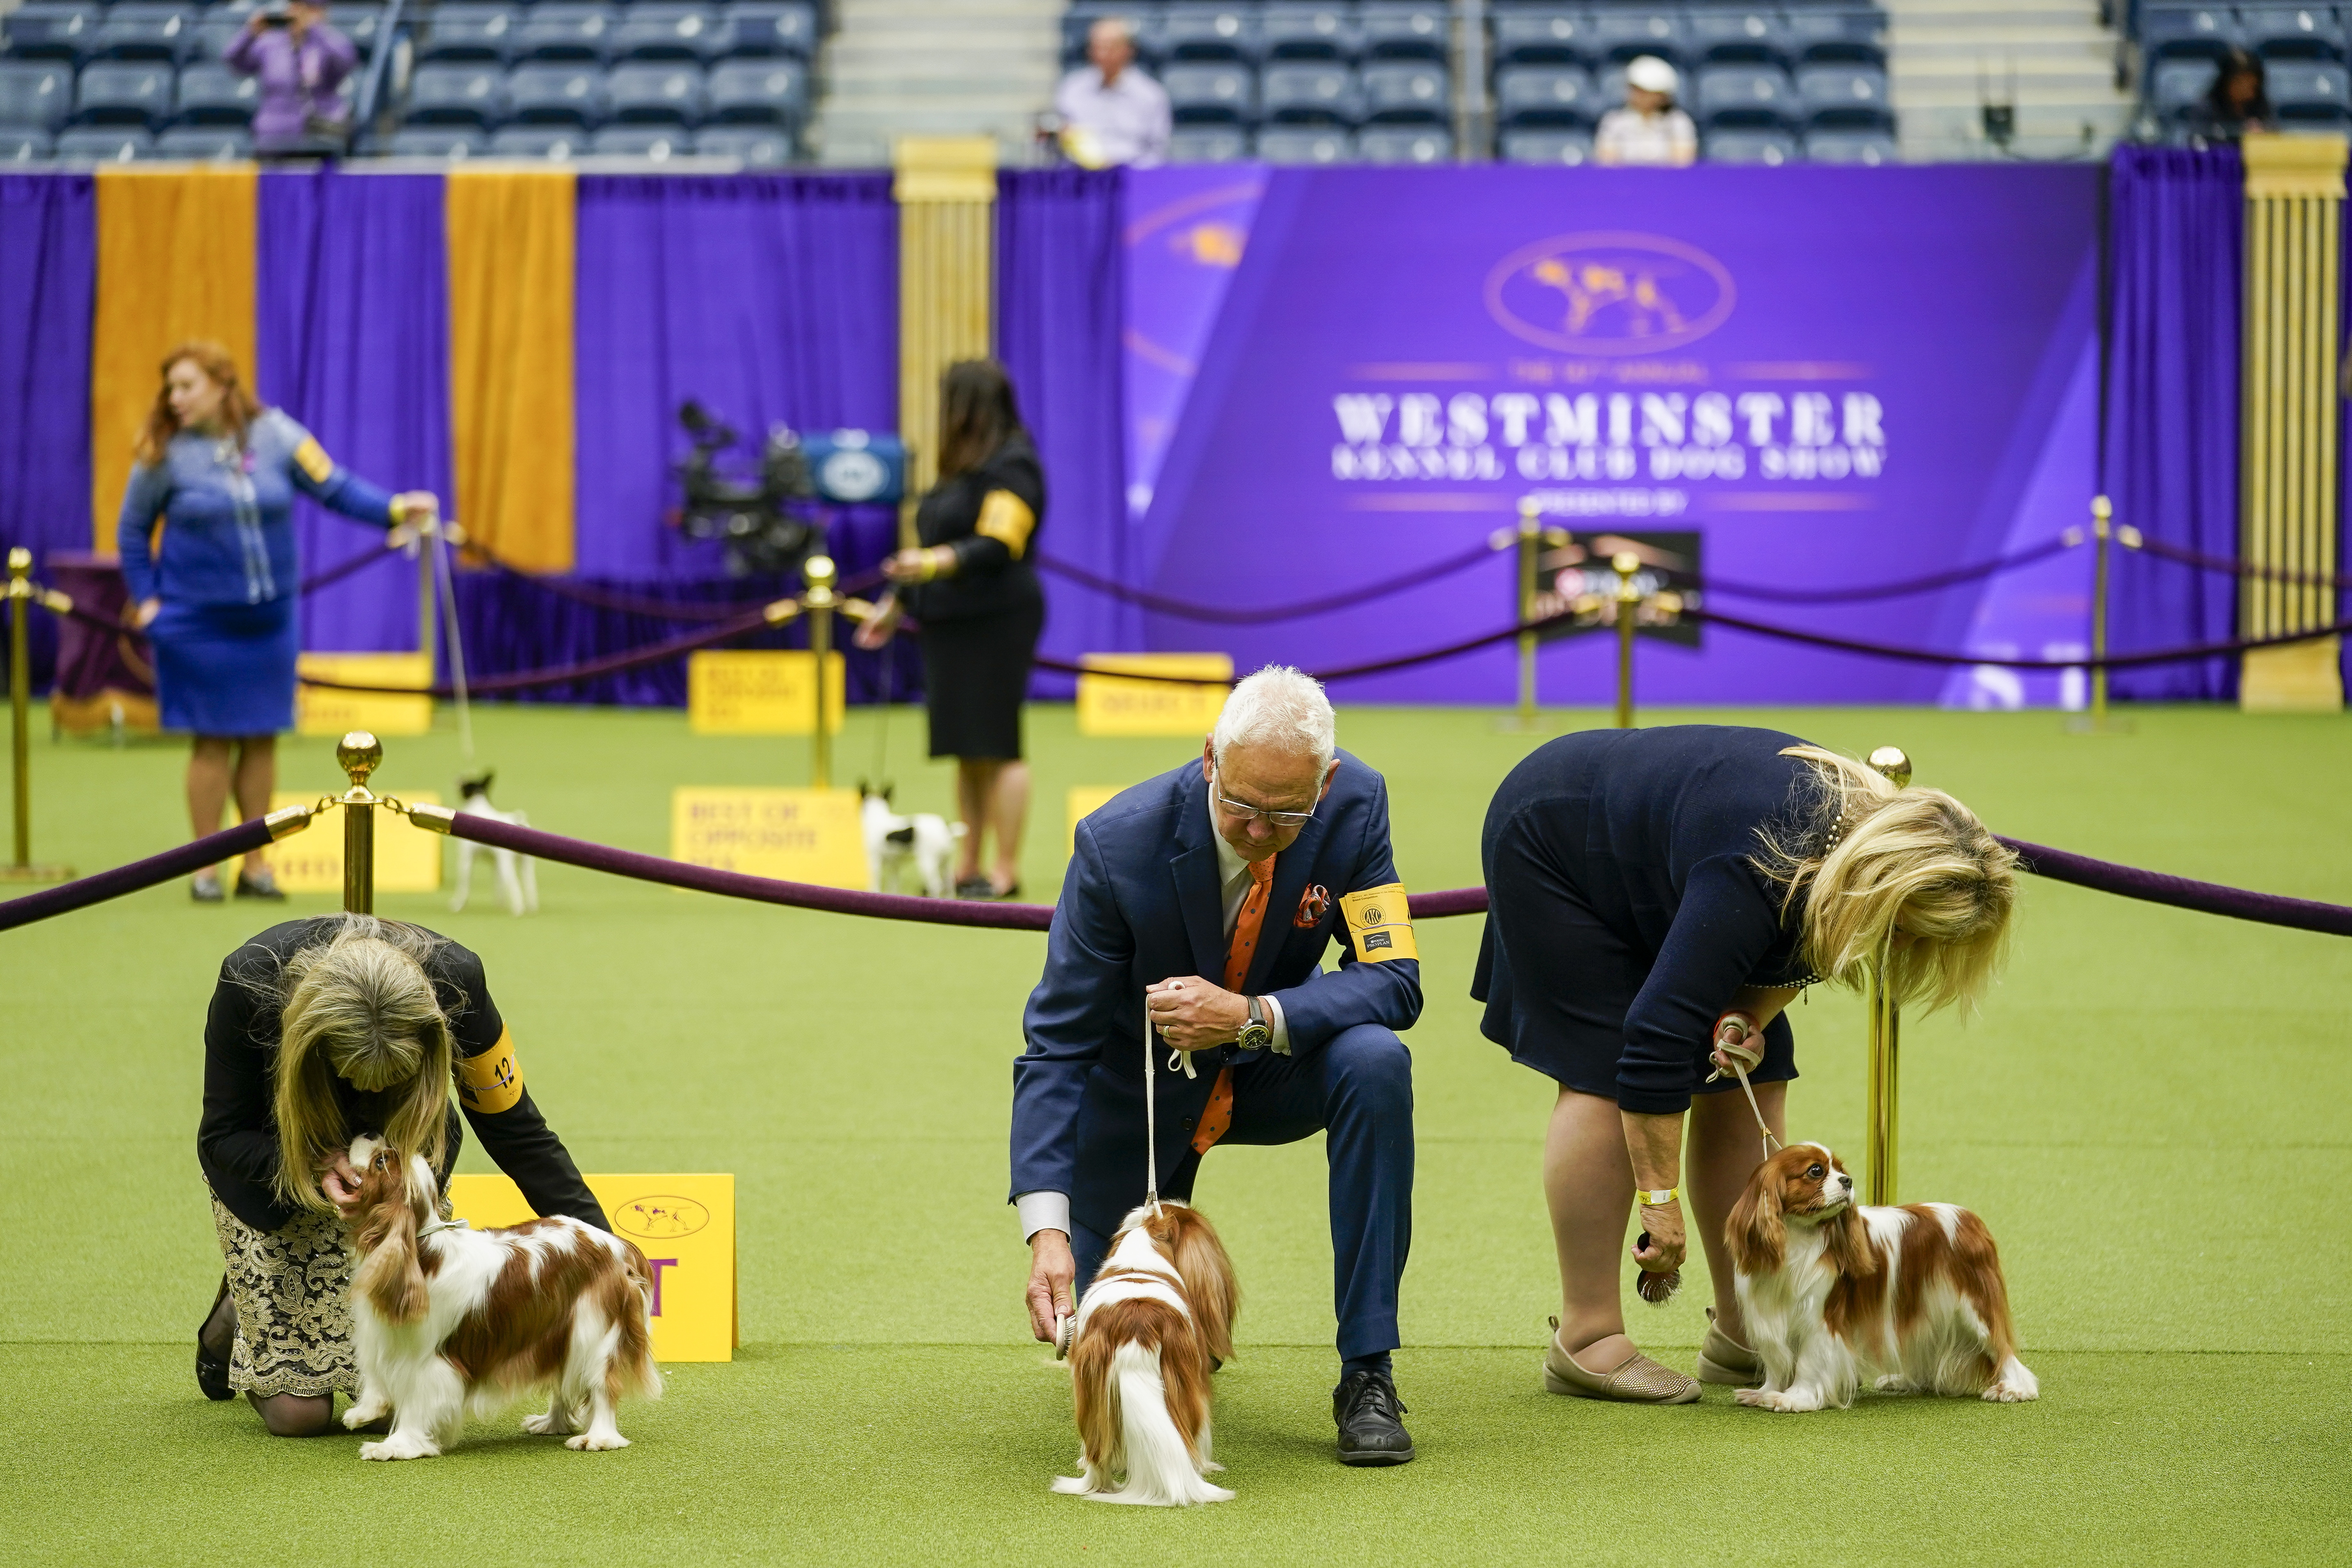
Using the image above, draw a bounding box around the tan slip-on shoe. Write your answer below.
[1541,1318,1700,1404]
[1696,1307,1764,1388]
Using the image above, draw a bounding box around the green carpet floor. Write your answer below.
[3,701,2347,1565]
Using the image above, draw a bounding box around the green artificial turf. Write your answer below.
[2,700,2348,1565]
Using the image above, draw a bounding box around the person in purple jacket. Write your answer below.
[222,1,358,156]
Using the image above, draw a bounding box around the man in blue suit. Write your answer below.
[1010,666,1421,1464]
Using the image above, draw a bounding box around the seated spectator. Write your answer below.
[1053,17,1171,169]
[224,2,358,158]
[2186,48,2275,145]
[1594,56,1696,167]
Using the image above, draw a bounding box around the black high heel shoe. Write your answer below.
[195,1276,234,1401]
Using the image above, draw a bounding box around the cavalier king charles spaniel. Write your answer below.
[1727,1142,2038,1412]
[340,1137,662,1459]
[1052,1200,1240,1506]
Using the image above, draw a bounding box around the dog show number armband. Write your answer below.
[1338,883,1417,963]
[455,1027,525,1115]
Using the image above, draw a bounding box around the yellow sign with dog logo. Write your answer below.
[446,1173,737,1362]
[1075,653,1233,737]
[257,791,443,893]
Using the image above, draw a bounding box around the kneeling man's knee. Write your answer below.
[1327,1024,1412,1104]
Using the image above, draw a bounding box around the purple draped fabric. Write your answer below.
[257,169,453,653]
[996,168,1133,698]
[2103,147,2242,701]
[0,174,96,691]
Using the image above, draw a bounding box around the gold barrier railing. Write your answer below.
[3,549,70,884]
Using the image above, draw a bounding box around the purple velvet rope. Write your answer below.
[297,607,779,696]
[2129,536,2352,591]
[1997,836,2352,937]
[298,543,402,597]
[1689,606,2352,669]
[1674,536,2077,604]
[0,817,278,932]
[1034,541,1502,625]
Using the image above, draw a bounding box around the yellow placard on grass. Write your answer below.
[1066,784,1128,854]
[259,791,443,892]
[671,786,866,888]
[447,1174,737,1362]
[688,650,845,735]
[296,652,434,737]
[1075,652,1234,737]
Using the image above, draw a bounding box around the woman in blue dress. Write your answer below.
[117,342,436,902]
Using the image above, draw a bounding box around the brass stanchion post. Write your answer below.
[2067,496,2135,735]
[803,555,836,790]
[337,730,383,914]
[1516,499,1540,726]
[1861,744,1911,1205]
[1612,550,1641,729]
[3,548,69,883]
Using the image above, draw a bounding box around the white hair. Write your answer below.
[1211,666,1336,775]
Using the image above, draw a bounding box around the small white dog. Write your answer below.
[451,770,538,916]
[859,783,963,897]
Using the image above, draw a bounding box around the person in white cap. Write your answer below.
[1595,55,1697,167]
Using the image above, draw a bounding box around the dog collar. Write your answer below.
[416,1217,471,1239]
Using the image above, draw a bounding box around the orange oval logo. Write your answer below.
[613,1195,710,1239]
[1485,231,1737,355]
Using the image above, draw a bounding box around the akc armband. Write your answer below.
[1339,883,1417,963]
[455,1028,524,1114]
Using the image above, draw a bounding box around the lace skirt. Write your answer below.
[208,1195,359,1399]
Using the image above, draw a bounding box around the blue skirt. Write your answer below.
[150,597,300,735]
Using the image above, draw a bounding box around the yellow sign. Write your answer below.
[447,1174,737,1362]
[1066,784,1128,854]
[1075,652,1234,737]
[296,652,433,737]
[671,786,867,888]
[688,650,846,735]
[259,791,443,893]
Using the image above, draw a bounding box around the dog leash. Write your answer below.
[427,509,476,764]
[1706,1012,1785,1165]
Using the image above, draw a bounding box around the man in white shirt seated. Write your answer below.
[1053,17,1172,168]
[1593,55,1698,167]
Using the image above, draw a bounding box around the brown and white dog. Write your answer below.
[341,1137,662,1459]
[1727,1142,2039,1412]
[1052,1200,1240,1506]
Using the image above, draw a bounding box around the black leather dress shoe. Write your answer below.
[1332,1369,1415,1466]
[195,1277,234,1401]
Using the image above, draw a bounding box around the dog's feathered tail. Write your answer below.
[611,1239,666,1403]
[1052,1341,1233,1506]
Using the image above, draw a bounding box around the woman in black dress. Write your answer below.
[858,360,1046,899]
[196,915,605,1435]
[1474,726,2018,1404]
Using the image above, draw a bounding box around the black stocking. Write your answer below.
[247,1391,338,1438]
[198,1278,236,1364]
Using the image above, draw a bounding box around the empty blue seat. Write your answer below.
[1498,126,1592,163]
[405,61,506,124]
[1493,10,1593,66]
[55,124,153,158]
[388,124,485,155]
[1689,7,1791,66]
[74,62,173,126]
[4,4,102,64]
[519,5,617,62]
[1167,123,1250,158]
[327,5,389,60]
[1705,125,1797,162]
[2135,2,2241,58]
[2,126,55,159]
[1358,122,1449,160]
[1796,61,1891,126]
[607,60,705,122]
[706,58,806,122]
[1256,123,1351,160]
[1359,2,1444,59]
[2148,55,2217,113]
[92,4,193,64]
[1695,62,1796,126]
[420,5,520,64]
[2243,6,2345,58]
[175,61,258,123]
[1592,9,1685,64]
[1161,4,1260,61]
[593,122,694,155]
[694,121,794,161]
[1262,3,1355,60]
[715,1,817,59]
[190,8,253,61]
[506,61,606,123]
[1261,60,1354,119]
[1783,5,1886,64]
[0,60,74,130]
[1360,57,1446,119]
[157,123,250,157]
[1496,63,1599,125]
[489,123,585,156]
[1164,60,1257,120]
[613,5,719,62]
[1805,126,1898,162]
[2268,59,2352,119]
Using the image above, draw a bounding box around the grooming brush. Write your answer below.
[1632,1235,1682,1306]
[1054,1312,1075,1360]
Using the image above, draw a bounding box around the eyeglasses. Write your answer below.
[1210,768,1318,830]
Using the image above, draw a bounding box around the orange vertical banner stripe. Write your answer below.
[89,167,259,554]
[446,168,575,575]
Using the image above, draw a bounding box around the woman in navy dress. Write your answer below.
[117,343,435,903]
[1474,726,2019,1404]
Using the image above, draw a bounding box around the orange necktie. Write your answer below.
[1193,857,1273,1154]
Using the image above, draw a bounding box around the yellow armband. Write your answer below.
[974,489,1037,560]
[1339,883,1417,962]
[455,1027,524,1114]
[291,436,336,485]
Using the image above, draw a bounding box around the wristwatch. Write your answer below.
[1235,996,1273,1052]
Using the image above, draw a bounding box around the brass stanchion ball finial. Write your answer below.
[5,547,29,575]
[337,731,384,789]
[1867,746,1912,789]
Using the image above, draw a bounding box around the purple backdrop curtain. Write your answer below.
[0,174,96,691]
[256,169,454,654]
[997,168,1133,698]
[2103,146,2242,701]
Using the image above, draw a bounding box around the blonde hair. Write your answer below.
[1753,745,2019,1015]
[269,917,455,1213]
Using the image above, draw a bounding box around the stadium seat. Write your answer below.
[157,123,250,158]
[91,4,194,64]
[593,122,694,155]
[1262,3,1356,60]
[1357,123,1450,160]
[175,61,259,124]
[1495,63,1600,126]
[714,2,816,60]
[73,62,174,126]
[489,123,586,157]
[1261,60,1357,121]
[1694,63,1797,127]
[388,124,485,156]
[506,61,608,124]
[1164,60,1258,121]
[1497,126,1594,163]
[0,60,74,132]
[1796,61,1892,127]
[1492,10,1595,67]
[1783,5,1888,64]
[1705,125,1798,161]
[405,61,507,125]
[2267,59,2352,121]
[694,121,794,162]
[55,124,153,158]
[3,4,103,65]
[1805,126,1898,162]
[519,5,618,62]
[1255,123,1352,160]
[2148,56,2217,115]
[612,5,720,63]
[1161,4,1261,62]
[419,5,520,64]
[2135,2,2241,60]
[1688,7,1792,66]
[1167,123,1251,158]
[607,61,705,123]
[2,126,55,159]
[1592,9,1686,65]
[1359,2,1446,60]
[1360,57,1446,120]
[337,5,389,60]
[189,7,254,62]
[2242,6,2346,59]
[705,58,807,124]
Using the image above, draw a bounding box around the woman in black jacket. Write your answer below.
[196,916,605,1435]
[858,360,1047,899]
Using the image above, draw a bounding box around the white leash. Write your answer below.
[426,510,475,764]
